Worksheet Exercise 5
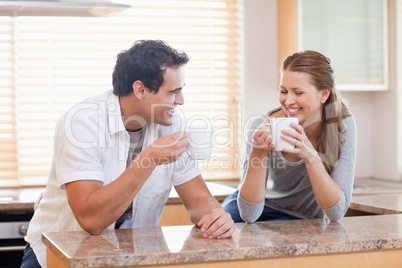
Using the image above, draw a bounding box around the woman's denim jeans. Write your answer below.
[222,189,300,222]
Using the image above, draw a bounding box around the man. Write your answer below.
[22,40,235,267]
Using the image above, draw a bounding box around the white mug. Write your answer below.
[186,125,214,160]
[269,117,299,151]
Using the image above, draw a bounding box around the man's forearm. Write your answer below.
[66,152,157,234]
[186,197,221,224]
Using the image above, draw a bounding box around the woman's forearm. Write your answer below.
[304,156,341,209]
[239,149,268,204]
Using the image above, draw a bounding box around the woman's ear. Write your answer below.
[320,89,331,104]
[132,80,146,99]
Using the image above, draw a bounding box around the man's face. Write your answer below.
[143,66,185,126]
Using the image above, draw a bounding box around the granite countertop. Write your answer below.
[3,178,402,215]
[42,214,402,267]
[0,187,43,211]
[353,177,402,195]
[350,193,402,215]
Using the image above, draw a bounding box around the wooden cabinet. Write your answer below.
[158,204,193,227]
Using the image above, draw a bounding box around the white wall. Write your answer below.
[342,92,374,179]
[399,0,402,180]
[243,0,400,181]
[240,0,279,159]
[243,0,278,121]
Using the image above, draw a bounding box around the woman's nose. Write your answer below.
[285,93,295,106]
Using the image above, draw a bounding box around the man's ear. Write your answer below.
[320,89,331,104]
[132,80,146,99]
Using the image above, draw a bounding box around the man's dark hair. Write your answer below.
[112,40,189,96]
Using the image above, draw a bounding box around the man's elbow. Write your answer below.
[75,215,105,235]
[84,225,103,235]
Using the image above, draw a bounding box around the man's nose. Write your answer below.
[174,90,184,105]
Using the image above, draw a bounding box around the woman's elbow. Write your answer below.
[239,207,263,223]
[327,216,342,222]
[237,200,264,223]
[241,215,258,223]
[325,210,346,222]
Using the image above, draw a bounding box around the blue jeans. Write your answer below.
[21,243,41,268]
[222,189,300,222]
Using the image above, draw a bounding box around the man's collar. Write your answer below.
[107,93,126,135]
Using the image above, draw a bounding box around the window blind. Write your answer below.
[299,0,387,90]
[0,0,241,188]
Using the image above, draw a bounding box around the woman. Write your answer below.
[222,50,357,222]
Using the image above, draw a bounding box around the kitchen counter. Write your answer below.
[0,187,43,211]
[43,214,402,268]
[3,180,402,217]
[350,193,402,215]
[0,182,235,212]
[3,180,402,221]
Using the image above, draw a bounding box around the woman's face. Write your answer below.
[279,70,330,126]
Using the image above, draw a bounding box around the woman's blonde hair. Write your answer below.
[281,50,351,174]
